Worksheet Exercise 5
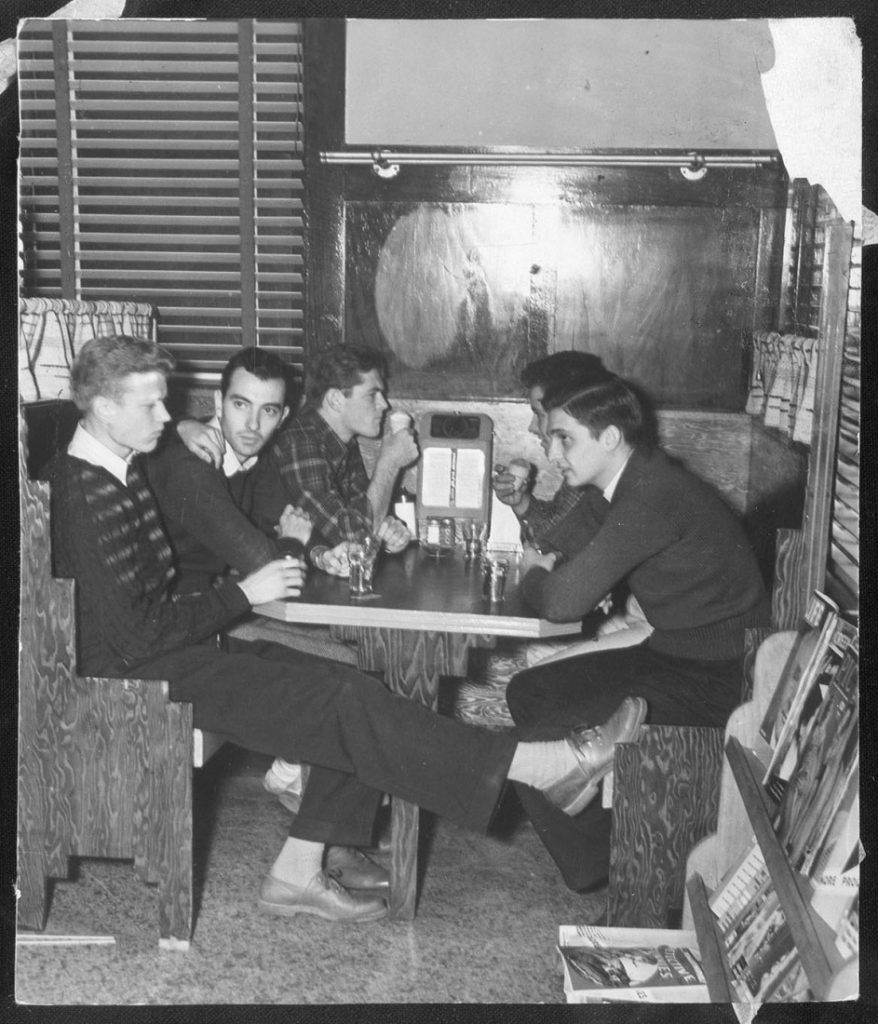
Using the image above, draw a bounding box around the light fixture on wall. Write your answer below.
[320,149,778,181]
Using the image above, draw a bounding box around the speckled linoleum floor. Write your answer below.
[15,664,607,1006]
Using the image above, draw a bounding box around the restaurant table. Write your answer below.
[255,544,581,919]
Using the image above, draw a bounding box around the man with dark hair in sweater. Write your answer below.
[506,374,771,893]
[493,350,652,666]
[147,347,390,897]
[46,335,645,924]
[149,347,314,597]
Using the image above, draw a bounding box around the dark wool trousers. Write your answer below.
[505,640,743,892]
[131,637,517,847]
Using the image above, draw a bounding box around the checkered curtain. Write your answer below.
[745,331,817,444]
[19,298,156,402]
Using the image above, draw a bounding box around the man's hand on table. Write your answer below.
[238,557,306,605]
[312,541,353,578]
[521,543,557,575]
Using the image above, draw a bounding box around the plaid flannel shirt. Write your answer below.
[264,405,373,546]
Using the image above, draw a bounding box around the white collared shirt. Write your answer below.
[206,415,257,478]
[602,450,634,503]
[68,422,132,485]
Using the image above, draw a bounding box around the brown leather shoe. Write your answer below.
[257,870,388,922]
[542,696,647,817]
[325,846,390,895]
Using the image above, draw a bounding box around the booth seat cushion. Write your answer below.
[22,400,80,480]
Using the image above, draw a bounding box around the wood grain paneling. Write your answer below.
[18,410,194,947]
[343,199,774,407]
[607,725,724,928]
[772,528,810,630]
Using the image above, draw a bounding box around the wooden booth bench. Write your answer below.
[16,399,234,950]
[17,301,226,950]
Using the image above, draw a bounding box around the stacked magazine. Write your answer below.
[708,840,810,1002]
[558,925,709,1003]
[760,594,860,887]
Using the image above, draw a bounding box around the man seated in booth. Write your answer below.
[147,347,389,897]
[493,351,653,666]
[45,333,644,923]
[493,350,612,557]
[150,347,315,594]
[506,373,771,894]
[181,343,416,570]
[179,343,419,812]
[249,342,419,557]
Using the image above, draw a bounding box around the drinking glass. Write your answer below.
[422,516,455,557]
[461,519,487,561]
[348,532,381,597]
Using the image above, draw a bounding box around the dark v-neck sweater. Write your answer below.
[522,447,770,660]
[48,452,249,678]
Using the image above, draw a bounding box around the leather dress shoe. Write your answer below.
[325,846,390,895]
[258,870,388,922]
[542,696,647,817]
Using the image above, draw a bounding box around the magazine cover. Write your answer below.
[773,644,859,873]
[709,840,768,928]
[762,608,847,796]
[558,925,709,1003]
[759,592,838,758]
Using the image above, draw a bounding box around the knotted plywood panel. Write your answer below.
[608,725,723,928]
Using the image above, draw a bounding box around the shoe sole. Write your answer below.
[329,882,390,897]
[257,897,388,922]
[560,779,602,817]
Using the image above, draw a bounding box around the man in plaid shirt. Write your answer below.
[251,344,418,570]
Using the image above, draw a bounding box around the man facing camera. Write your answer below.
[149,347,314,595]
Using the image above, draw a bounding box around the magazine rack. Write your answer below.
[682,615,859,1002]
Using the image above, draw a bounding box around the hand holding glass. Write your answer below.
[493,459,531,506]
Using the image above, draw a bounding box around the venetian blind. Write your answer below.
[17,18,304,375]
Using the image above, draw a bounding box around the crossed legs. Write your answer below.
[506,641,742,891]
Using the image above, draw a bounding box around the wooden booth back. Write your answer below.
[18,405,196,949]
[17,296,203,949]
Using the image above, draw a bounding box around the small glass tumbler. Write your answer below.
[348,532,380,597]
[461,519,487,562]
[488,559,509,603]
[423,516,455,556]
[482,557,509,602]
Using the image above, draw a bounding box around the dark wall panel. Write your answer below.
[345,199,772,407]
